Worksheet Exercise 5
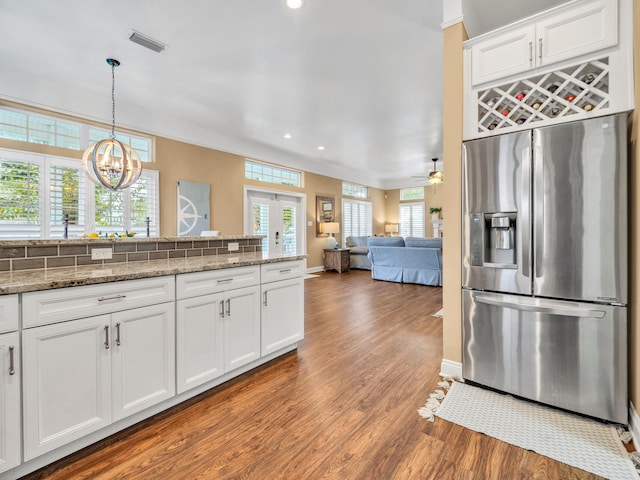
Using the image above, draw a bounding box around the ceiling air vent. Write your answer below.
[128,31,166,53]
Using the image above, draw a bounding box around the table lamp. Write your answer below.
[321,222,340,248]
[385,224,399,236]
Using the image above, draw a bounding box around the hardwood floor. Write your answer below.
[23,270,601,479]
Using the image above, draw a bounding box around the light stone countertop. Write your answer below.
[0,252,306,295]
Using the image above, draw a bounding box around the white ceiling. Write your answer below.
[0,0,568,189]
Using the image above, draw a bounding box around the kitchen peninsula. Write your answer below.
[0,236,305,479]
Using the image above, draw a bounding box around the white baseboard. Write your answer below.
[307,265,324,274]
[440,359,462,379]
[629,401,640,440]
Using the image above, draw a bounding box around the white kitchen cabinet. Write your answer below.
[469,0,618,86]
[176,268,261,394]
[223,286,261,372]
[176,293,224,394]
[111,303,175,421]
[261,277,304,356]
[0,332,20,473]
[22,316,112,461]
[22,279,176,460]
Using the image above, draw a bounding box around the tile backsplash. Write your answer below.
[0,237,263,272]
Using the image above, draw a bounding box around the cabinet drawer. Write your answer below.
[261,260,305,283]
[0,295,18,334]
[23,276,175,328]
[176,265,260,299]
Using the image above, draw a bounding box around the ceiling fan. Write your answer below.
[412,158,443,185]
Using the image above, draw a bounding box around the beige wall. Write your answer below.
[629,1,639,413]
[0,100,387,271]
[441,22,468,364]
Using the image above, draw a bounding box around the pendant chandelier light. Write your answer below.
[82,58,142,191]
[428,158,443,185]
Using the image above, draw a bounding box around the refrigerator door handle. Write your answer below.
[475,295,606,319]
[533,132,544,279]
[521,145,531,279]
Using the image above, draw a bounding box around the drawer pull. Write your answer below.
[217,278,233,284]
[263,291,268,307]
[115,322,121,346]
[538,38,542,59]
[98,294,127,302]
[226,299,231,317]
[529,41,533,63]
[279,269,292,274]
[8,345,15,376]
[104,325,110,349]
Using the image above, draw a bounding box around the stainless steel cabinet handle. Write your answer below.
[98,294,127,302]
[220,300,225,318]
[279,269,292,274]
[226,299,231,317]
[8,345,15,376]
[538,38,542,59]
[529,41,533,63]
[217,279,233,285]
[263,291,268,307]
[115,322,121,346]
[104,325,110,349]
[476,295,606,319]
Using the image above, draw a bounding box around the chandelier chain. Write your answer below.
[111,62,116,139]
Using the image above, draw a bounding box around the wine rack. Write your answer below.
[476,58,609,134]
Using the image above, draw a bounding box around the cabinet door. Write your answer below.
[23,316,111,461]
[0,333,20,473]
[111,303,175,421]
[537,0,617,67]
[176,293,224,394]
[261,278,304,355]
[223,286,261,372]
[470,25,535,86]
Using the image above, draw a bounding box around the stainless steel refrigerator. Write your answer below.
[461,113,628,423]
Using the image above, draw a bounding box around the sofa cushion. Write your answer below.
[349,246,369,255]
[405,237,442,248]
[346,236,369,248]
[367,236,405,247]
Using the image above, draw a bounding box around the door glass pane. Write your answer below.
[252,203,269,254]
[282,206,296,256]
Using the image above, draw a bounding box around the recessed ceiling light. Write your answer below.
[287,0,304,9]
[284,133,292,139]
[317,146,325,151]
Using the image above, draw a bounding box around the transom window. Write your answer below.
[400,187,425,201]
[0,148,159,239]
[342,181,368,199]
[245,160,301,187]
[0,105,154,162]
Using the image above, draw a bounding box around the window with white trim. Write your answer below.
[0,148,159,239]
[400,187,425,201]
[342,198,372,245]
[399,202,424,238]
[342,181,368,199]
[0,106,154,162]
[245,159,301,187]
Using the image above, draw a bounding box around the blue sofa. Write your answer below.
[367,237,442,286]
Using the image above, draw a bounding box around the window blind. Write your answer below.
[342,199,372,244]
[399,203,424,237]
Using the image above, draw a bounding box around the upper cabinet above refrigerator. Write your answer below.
[462,0,634,140]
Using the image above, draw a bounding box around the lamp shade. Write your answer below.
[385,224,399,233]
[321,222,340,234]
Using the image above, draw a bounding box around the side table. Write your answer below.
[323,248,351,273]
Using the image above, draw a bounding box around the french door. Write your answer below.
[245,188,304,257]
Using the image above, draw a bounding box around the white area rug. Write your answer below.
[432,308,443,317]
[428,381,639,480]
